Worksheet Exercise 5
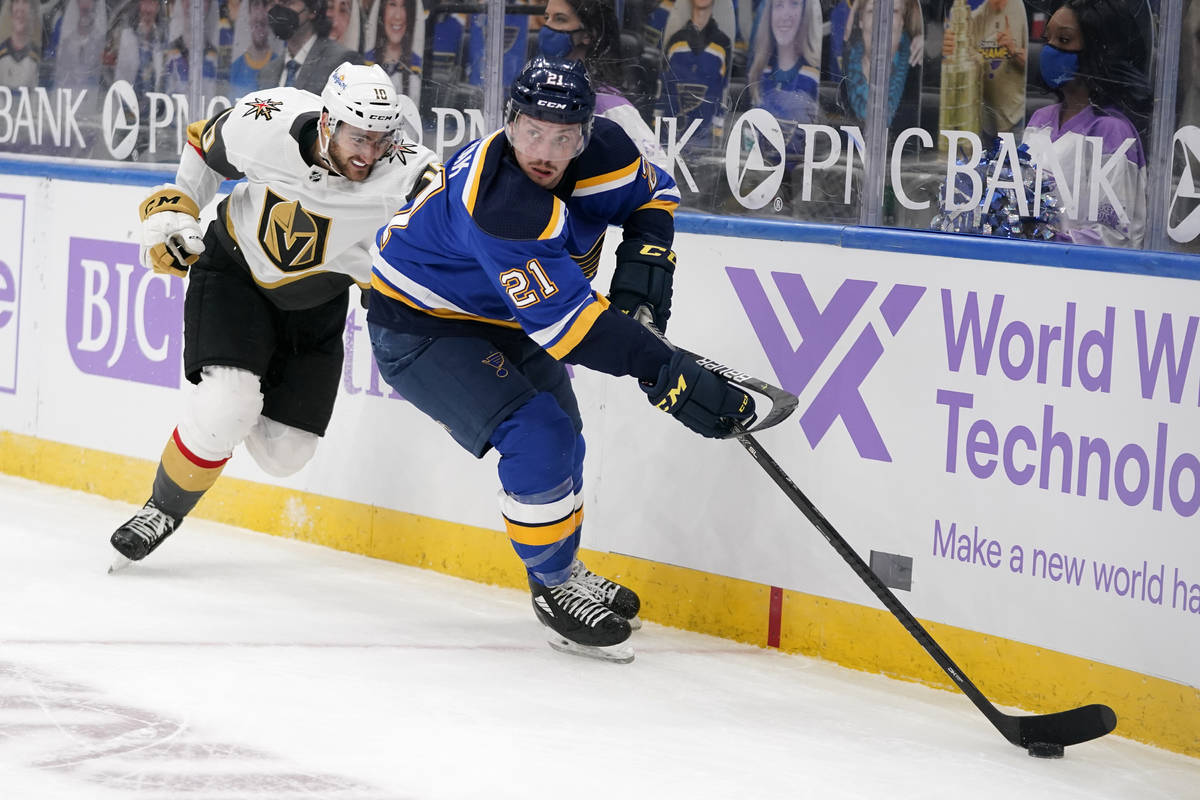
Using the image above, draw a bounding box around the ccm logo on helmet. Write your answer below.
[537,100,568,109]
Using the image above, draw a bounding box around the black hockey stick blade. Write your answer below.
[734,426,1118,751]
[1004,703,1118,749]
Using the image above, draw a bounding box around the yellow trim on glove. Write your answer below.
[140,187,200,221]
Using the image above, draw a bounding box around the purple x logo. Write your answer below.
[727,268,925,461]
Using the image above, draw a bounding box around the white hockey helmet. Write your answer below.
[320,62,401,133]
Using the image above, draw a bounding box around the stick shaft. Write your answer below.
[736,430,1011,734]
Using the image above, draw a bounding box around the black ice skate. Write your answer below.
[531,576,633,663]
[108,500,182,572]
[569,559,642,629]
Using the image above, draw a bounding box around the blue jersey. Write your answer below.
[369,117,680,369]
[661,18,732,148]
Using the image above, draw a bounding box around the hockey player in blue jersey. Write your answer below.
[368,57,755,662]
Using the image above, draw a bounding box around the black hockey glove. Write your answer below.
[608,239,676,334]
[642,350,756,439]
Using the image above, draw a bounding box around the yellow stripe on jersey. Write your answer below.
[572,234,605,279]
[503,511,577,547]
[187,118,208,153]
[464,132,501,217]
[380,165,447,249]
[636,198,680,215]
[572,159,640,196]
[223,201,240,246]
[546,298,605,359]
[707,44,728,75]
[370,275,524,328]
[665,41,691,59]
[538,197,566,240]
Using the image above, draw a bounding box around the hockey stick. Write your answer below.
[637,316,1115,750]
[733,425,1118,754]
[683,348,798,437]
[634,312,797,436]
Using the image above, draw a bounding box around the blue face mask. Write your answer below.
[1040,43,1081,89]
[538,25,581,60]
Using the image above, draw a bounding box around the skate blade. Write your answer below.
[546,634,634,664]
[108,553,134,574]
[627,615,643,631]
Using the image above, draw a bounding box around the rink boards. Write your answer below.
[0,169,1197,757]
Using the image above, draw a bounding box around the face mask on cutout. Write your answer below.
[1040,43,1081,89]
[268,5,302,40]
[538,25,581,59]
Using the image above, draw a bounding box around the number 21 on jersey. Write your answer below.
[500,259,558,308]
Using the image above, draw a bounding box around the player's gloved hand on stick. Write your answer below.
[139,184,205,278]
[608,239,675,334]
[643,350,756,438]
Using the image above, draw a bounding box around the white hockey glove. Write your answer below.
[138,184,205,278]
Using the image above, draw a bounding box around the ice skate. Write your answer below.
[108,500,181,571]
[530,576,634,664]
[569,559,642,630]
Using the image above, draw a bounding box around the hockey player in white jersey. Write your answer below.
[109,63,437,568]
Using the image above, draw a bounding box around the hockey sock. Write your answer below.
[490,393,582,586]
[151,427,230,519]
[571,432,585,537]
[502,481,581,587]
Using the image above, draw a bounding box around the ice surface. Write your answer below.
[0,474,1195,800]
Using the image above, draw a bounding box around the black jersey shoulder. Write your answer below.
[289,111,321,168]
[565,117,642,188]
[195,107,243,179]
[667,18,732,50]
[468,132,564,242]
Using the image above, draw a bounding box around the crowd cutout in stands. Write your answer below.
[0,0,1191,251]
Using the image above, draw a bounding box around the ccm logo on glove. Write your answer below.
[653,373,688,412]
[141,191,200,219]
[138,185,205,278]
[636,243,674,262]
[609,239,676,334]
[643,350,755,439]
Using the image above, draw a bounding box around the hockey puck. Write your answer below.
[1027,741,1065,758]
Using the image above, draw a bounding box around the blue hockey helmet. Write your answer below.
[506,57,596,160]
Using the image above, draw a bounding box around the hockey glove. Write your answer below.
[608,239,675,334]
[642,350,756,439]
[139,184,205,278]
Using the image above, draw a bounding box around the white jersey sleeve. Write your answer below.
[177,87,439,307]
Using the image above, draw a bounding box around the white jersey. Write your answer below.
[177,87,437,309]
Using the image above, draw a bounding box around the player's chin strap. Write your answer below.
[634,307,797,438]
[316,114,346,177]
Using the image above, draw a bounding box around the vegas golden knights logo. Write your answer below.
[257,188,332,271]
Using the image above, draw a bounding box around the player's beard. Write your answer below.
[326,141,375,182]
